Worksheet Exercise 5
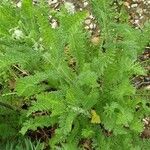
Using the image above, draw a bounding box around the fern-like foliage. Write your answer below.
[0,0,150,149]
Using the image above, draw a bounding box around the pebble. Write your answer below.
[145,85,150,90]
[134,19,139,24]
[89,14,95,19]
[79,8,83,11]
[16,1,22,8]
[131,3,138,8]
[89,23,94,29]
[64,2,75,14]
[93,23,96,29]
[12,29,24,40]
[51,21,58,29]
[140,16,144,19]
[85,19,91,25]
[83,1,88,7]
[89,23,96,29]
[124,2,130,8]
[136,8,143,14]
[51,18,58,29]
[143,119,149,125]
[49,15,53,19]
[48,0,58,5]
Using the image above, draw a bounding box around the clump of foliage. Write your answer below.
[1,138,44,150]
[0,0,150,149]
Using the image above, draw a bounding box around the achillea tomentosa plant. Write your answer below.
[0,0,150,149]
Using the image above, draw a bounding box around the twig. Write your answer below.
[12,65,29,75]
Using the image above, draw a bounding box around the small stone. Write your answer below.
[48,0,58,5]
[89,23,96,29]
[89,14,95,19]
[12,29,24,40]
[124,2,130,8]
[64,2,75,14]
[131,4,138,8]
[136,8,143,14]
[16,1,22,8]
[143,119,149,125]
[49,15,52,19]
[134,19,139,24]
[51,21,58,29]
[140,16,144,20]
[145,85,150,90]
[85,19,91,25]
[93,23,96,29]
[83,1,88,7]
[144,77,150,82]
[89,23,93,29]
[54,3,59,9]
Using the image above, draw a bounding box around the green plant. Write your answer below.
[2,138,44,150]
[0,0,150,149]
